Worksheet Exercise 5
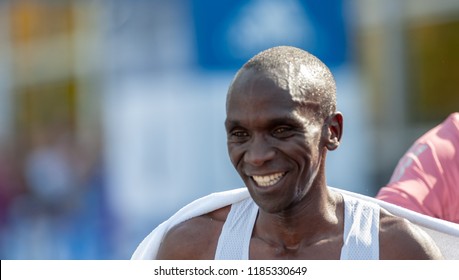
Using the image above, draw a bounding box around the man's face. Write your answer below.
[225,69,325,213]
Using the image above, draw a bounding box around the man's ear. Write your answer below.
[324,112,343,151]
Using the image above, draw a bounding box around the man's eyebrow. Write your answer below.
[224,119,241,129]
[268,116,304,127]
[225,116,304,129]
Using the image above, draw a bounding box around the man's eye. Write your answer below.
[228,130,249,141]
[272,126,293,137]
[233,131,247,137]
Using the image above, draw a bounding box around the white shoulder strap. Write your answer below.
[340,194,380,260]
[214,198,258,260]
[333,186,459,260]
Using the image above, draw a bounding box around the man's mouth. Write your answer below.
[252,172,286,187]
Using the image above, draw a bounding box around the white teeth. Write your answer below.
[252,172,285,187]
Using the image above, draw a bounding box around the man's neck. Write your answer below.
[252,187,342,249]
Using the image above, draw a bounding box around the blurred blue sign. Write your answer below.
[192,0,348,70]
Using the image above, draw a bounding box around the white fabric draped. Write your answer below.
[131,187,459,260]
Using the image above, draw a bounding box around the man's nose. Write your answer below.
[244,135,275,166]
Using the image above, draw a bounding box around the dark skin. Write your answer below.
[156,64,443,260]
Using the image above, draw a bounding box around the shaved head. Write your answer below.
[227,46,337,120]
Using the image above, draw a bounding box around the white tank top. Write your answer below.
[214,193,380,260]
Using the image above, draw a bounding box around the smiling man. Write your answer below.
[137,46,443,260]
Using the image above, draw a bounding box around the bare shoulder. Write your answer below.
[379,209,443,259]
[156,205,231,260]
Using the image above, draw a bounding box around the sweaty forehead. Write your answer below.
[227,69,290,107]
[226,73,321,127]
[227,67,320,110]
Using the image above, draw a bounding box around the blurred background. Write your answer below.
[0,0,457,259]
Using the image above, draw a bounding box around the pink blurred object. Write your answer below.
[377,112,459,223]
